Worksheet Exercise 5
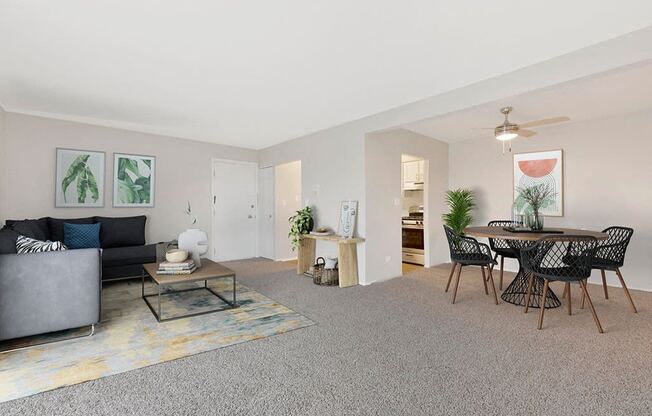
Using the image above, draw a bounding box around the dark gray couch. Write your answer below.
[0,215,157,281]
[0,248,101,341]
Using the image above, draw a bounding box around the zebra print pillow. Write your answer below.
[16,235,67,254]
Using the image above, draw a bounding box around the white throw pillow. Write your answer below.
[16,235,67,254]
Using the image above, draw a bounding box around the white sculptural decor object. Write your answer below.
[178,228,209,267]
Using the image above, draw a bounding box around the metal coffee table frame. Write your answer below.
[141,269,237,323]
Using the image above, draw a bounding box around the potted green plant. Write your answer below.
[442,189,475,235]
[515,183,556,230]
[288,206,314,250]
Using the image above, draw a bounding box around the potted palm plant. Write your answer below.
[515,183,556,230]
[288,206,314,250]
[442,188,475,235]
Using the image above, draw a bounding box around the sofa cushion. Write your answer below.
[16,235,67,253]
[0,227,20,254]
[94,216,146,248]
[64,223,101,249]
[101,244,156,268]
[48,217,95,243]
[5,218,50,241]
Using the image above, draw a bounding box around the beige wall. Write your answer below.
[274,160,301,260]
[0,106,6,224]
[365,129,449,282]
[259,123,368,282]
[449,110,652,291]
[1,113,258,248]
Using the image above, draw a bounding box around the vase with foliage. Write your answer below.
[288,206,314,250]
[442,189,475,235]
[515,183,556,230]
[185,201,197,226]
[178,201,207,266]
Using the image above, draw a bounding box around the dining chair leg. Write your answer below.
[489,253,498,273]
[538,279,550,330]
[445,262,457,292]
[615,268,638,313]
[524,273,535,314]
[562,284,567,299]
[480,266,489,295]
[600,269,609,300]
[580,279,586,309]
[580,280,604,334]
[565,282,572,316]
[486,266,499,305]
[499,256,505,290]
[451,263,463,304]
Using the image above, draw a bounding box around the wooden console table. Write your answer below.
[298,234,365,288]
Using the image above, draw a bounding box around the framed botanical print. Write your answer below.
[513,150,563,216]
[55,148,105,207]
[113,153,156,207]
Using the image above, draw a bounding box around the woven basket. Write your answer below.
[312,257,339,286]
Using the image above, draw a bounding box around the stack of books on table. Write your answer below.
[157,259,197,275]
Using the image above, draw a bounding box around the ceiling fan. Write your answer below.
[484,106,570,152]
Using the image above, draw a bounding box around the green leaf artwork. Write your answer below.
[61,154,100,204]
[115,155,154,205]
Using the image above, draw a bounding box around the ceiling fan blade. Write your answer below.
[518,129,537,138]
[519,116,570,129]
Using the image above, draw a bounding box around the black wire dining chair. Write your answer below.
[443,225,499,305]
[586,226,637,313]
[521,235,603,333]
[487,220,522,290]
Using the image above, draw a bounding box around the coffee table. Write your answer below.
[142,259,237,322]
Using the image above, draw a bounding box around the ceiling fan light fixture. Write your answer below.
[495,124,518,141]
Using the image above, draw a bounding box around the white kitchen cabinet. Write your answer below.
[402,160,424,190]
[403,161,419,183]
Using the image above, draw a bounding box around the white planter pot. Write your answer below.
[178,228,209,267]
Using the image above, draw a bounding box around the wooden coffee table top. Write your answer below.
[143,259,235,285]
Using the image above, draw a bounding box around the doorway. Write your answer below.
[211,159,258,261]
[273,161,302,261]
[256,160,302,261]
[401,154,427,274]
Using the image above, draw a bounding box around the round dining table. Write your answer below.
[464,226,608,309]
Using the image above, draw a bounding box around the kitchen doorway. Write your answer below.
[401,154,427,274]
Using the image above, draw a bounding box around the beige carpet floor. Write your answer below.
[0,279,313,403]
[1,259,651,415]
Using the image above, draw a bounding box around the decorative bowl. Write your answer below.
[165,249,188,263]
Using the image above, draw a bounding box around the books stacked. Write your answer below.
[157,259,197,275]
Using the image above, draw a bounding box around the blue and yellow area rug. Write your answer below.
[0,279,314,403]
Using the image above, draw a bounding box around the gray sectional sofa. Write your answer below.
[0,248,101,341]
[0,215,158,342]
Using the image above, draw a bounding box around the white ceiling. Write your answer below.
[404,61,652,143]
[1,1,651,149]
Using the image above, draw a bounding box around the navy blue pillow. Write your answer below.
[64,223,101,249]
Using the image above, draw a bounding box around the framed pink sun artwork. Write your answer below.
[513,150,563,216]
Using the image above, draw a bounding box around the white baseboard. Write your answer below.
[275,257,297,262]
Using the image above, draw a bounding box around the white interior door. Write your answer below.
[212,160,258,261]
[257,167,275,259]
